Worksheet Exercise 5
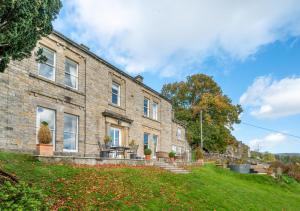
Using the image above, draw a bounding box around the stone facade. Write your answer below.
[0,31,189,158]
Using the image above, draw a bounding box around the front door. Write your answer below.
[110,127,121,146]
[110,127,122,158]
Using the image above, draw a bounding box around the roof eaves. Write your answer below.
[52,30,172,104]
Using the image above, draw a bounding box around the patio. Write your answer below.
[35,154,154,166]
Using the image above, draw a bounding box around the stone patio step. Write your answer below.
[154,161,190,174]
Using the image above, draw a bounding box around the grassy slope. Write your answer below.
[1,152,300,210]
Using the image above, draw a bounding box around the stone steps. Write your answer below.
[154,161,190,174]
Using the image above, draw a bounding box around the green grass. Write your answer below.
[1,152,300,210]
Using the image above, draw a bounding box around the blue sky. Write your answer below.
[54,0,300,153]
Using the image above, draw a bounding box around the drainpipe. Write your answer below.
[84,57,87,157]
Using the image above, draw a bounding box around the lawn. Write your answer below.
[1,152,300,210]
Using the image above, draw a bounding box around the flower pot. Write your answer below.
[145,155,151,160]
[170,157,175,162]
[36,144,53,156]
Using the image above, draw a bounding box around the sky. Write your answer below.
[54,0,300,153]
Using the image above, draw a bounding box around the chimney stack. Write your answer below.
[134,75,144,83]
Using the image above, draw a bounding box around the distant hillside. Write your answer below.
[276,153,300,157]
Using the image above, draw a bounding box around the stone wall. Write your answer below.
[0,32,189,158]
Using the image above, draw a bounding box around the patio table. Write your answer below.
[110,146,130,159]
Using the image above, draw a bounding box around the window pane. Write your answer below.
[64,114,78,151]
[37,107,55,129]
[39,63,54,80]
[64,73,77,88]
[64,132,76,150]
[144,98,149,116]
[64,114,77,133]
[65,59,77,75]
[144,133,149,149]
[112,83,120,105]
[153,103,158,120]
[177,128,182,139]
[43,48,54,65]
[112,93,118,105]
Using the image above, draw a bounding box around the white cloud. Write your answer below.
[55,0,300,76]
[249,133,286,151]
[240,76,300,118]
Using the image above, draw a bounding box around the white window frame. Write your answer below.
[152,102,158,120]
[64,58,79,90]
[177,128,182,140]
[144,98,150,117]
[112,82,121,106]
[36,106,56,150]
[38,47,56,81]
[110,127,122,147]
[63,113,79,152]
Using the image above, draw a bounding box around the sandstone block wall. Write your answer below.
[0,32,189,158]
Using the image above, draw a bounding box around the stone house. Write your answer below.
[0,31,190,159]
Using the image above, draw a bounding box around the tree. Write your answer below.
[0,0,62,72]
[162,74,242,152]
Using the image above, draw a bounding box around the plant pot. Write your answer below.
[36,144,53,156]
[145,155,151,160]
[170,157,175,162]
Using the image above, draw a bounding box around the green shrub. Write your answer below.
[103,135,112,145]
[144,148,152,155]
[169,151,176,158]
[0,181,46,210]
[38,121,52,144]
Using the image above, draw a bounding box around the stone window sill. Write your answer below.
[108,102,126,111]
[142,115,160,123]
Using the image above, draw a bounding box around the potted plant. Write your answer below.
[129,140,136,147]
[195,147,204,165]
[103,135,112,147]
[144,148,152,160]
[169,151,176,162]
[36,121,53,156]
